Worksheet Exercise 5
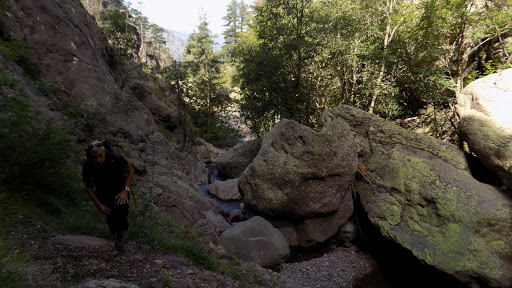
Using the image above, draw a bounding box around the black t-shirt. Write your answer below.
[82,151,128,202]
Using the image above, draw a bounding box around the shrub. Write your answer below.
[0,91,81,214]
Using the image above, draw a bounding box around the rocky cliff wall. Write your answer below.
[0,0,219,227]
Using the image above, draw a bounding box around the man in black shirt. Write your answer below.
[82,140,134,251]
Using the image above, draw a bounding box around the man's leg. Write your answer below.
[111,203,129,251]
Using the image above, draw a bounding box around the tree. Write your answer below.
[145,24,172,70]
[130,5,150,62]
[184,14,226,139]
[99,7,139,60]
[233,0,512,135]
[223,0,253,59]
[417,0,512,90]
[233,0,333,134]
[239,1,251,34]
[223,0,240,58]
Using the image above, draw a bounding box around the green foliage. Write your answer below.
[231,0,512,133]
[59,99,90,131]
[0,90,81,214]
[34,79,59,97]
[222,0,252,59]
[233,0,333,133]
[184,15,234,146]
[0,70,22,88]
[0,243,27,288]
[100,8,139,60]
[0,40,26,61]
[189,108,241,148]
[143,24,173,70]
[128,203,214,269]
[128,199,268,285]
[0,191,38,288]
[0,40,40,80]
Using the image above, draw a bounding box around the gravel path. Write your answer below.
[278,246,376,288]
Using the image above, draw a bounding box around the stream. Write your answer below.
[200,164,241,215]
[200,164,463,288]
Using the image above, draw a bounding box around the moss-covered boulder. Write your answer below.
[321,105,512,288]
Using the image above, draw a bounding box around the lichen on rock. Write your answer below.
[323,105,512,287]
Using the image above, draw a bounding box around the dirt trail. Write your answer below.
[13,219,377,287]
[44,235,274,287]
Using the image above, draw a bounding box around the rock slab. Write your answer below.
[216,139,262,179]
[208,178,241,201]
[321,105,512,288]
[457,68,512,191]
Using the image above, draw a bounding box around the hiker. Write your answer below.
[82,140,135,251]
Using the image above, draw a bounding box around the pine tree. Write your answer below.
[223,0,239,58]
[233,0,329,133]
[184,14,225,137]
[223,0,252,59]
[238,0,250,34]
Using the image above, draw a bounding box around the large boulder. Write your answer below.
[192,139,225,164]
[295,190,354,246]
[219,216,290,268]
[208,178,241,201]
[278,190,354,247]
[239,119,358,217]
[456,68,512,191]
[321,105,512,288]
[216,139,262,178]
[129,80,177,130]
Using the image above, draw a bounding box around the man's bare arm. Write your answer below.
[86,186,111,215]
[115,163,135,205]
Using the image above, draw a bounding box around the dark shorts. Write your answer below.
[99,193,129,236]
[105,202,129,236]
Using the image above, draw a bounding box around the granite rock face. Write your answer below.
[321,105,512,288]
[239,119,358,217]
[456,68,512,192]
[216,139,262,179]
[0,0,220,228]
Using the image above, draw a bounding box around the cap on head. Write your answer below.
[85,139,106,160]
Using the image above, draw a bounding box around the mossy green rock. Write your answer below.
[321,105,512,287]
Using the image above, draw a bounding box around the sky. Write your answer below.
[135,0,254,36]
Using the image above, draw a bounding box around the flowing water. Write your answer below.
[200,164,241,215]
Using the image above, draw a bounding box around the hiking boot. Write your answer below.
[114,233,125,252]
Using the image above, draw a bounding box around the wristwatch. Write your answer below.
[124,186,131,192]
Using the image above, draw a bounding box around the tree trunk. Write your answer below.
[368,63,386,114]
[368,0,399,114]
